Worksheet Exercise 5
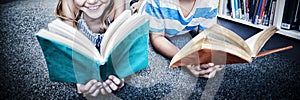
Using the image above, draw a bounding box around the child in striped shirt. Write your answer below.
[139,0,224,78]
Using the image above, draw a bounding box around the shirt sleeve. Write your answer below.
[139,0,165,34]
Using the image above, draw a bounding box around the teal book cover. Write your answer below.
[36,20,150,84]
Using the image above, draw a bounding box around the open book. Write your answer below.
[169,24,292,68]
[36,10,150,84]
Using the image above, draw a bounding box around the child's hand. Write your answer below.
[186,63,224,78]
[101,75,125,95]
[76,75,124,97]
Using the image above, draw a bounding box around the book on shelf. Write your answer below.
[230,0,236,18]
[248,0,256,22]
[224,0,231,16]
[252,0,262,24]
[281,0,300,30]
[257,0,266,25]
[36,10,150,84]
[295,0,300,31]
[237,0,242,19]
[243,0,249,20]
[262,0,273,26]
[219,0,278,27]
[219,0,231,16]
[169,24,293,68]
[218,0,224,15]
[268,0,276,26]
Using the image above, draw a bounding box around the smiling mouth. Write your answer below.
[86,5,100,10]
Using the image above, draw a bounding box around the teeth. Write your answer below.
[88,6,99,10]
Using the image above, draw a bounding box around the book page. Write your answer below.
[37,29,95,60]
[101,10,132,54]
[245,26,277,57]
[48,19,102,62]
[37,29,102,83]
[48,23,94,55]
[170,24,253,64]
[103,14,148,59]
[50,19,96,53]
[245,31,262,56]
[169,35,252,67]
[204,24,252,55]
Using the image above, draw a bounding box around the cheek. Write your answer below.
[100,0,110,3]
[73,0,85,7]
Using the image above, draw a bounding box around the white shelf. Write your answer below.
[217,15,300,40]
[217,0,300,40]
[217,15,268,29]
[278,29,300,40]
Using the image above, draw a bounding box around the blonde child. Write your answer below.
[55,0,125,97]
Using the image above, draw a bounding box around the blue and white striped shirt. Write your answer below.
[139,0,218,37]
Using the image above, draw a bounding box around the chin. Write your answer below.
[87,5,108,17]
[87,14,103,19]
[84,10,104,19]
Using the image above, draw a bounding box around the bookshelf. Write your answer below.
[217,0,300,40]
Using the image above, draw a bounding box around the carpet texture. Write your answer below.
[0,0,299,99]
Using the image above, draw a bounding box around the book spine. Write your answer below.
[253,0,262,24]
[219,0,224,15]
[224,0,230,16]
[281,0,299,30]
[237,0,242,19]
[269,0,276,26]
[294,0,300,29]
[245,0,250,21]
[251,0,259,24]
[248,0,255,21]
[263,0,272,26]
[234,0,239,18]
[231,0,236,18]
[238,0,243,19]
[243,0,248,20]
[257,0,266,25]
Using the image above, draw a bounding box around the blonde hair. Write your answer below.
[55,0,79,27]
[99,0,114,33]
[55,0,115,32]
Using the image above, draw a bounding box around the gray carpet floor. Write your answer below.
[0,0,299,99]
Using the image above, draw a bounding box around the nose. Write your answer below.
[87,0,97,4]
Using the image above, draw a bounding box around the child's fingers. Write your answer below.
[76,84,82,93]
[102,81,112,94]
[216,65,225,71]
[193,65,202,71]
[200,63,214,69]
[200,70,216,78]
[89,88,101,97]
[87,82,101,95]
[198,66,216,75]
[187,64,217,78]
[106,79,118,91]
[119,79,125,88]
[186,65,200,76]
[79,80,97,93]
[100,87,107,95]
[207,69,217,78]
[109,75,122,86]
